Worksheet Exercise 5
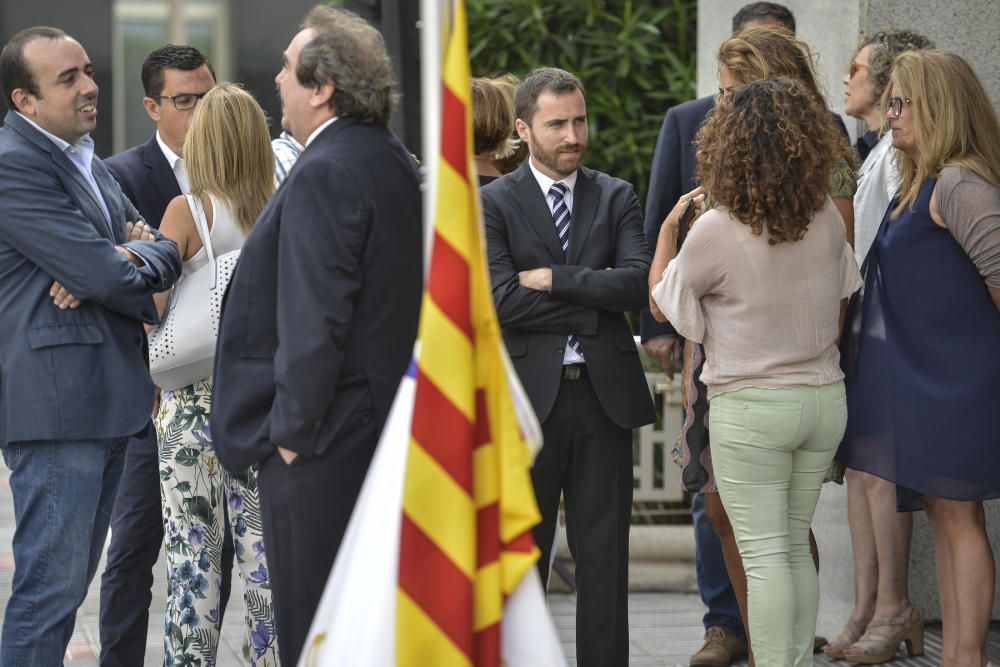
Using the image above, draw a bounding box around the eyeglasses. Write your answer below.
[148,91,209,110]
[849,61,870,78]
[886,96,911,118]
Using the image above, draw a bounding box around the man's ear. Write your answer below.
[515,118,530,143]
[143,97,161,123]
[10,88,35,116]
[310,81,335,112]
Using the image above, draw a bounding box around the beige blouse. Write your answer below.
[651,199,862,399]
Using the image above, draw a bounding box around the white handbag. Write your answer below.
[149,194,240,391]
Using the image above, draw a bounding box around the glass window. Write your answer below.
[113,0,229,154]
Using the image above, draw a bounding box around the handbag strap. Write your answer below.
[185,193,219,290]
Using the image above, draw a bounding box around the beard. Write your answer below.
[530,139,586,177]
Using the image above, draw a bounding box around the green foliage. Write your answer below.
[468,0,697,203]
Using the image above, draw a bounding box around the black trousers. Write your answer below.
[98,423,234,665]
[532,370,633,667]
[257,410,377,667]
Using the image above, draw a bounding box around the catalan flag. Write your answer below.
[296,1,565,665]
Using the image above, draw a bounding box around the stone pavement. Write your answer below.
[1,467,998,665]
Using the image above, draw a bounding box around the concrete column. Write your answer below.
[696,0,1000,631]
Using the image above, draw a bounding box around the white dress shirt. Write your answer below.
[527,157,585,364]
[156,131,189,194]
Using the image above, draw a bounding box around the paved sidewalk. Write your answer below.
[1,468,998,665]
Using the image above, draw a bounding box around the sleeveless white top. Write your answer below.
[182,192,245,277]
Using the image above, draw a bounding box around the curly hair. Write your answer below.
[858,29,934,98]
[696,79,844,245]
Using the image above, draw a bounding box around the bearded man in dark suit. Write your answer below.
[481,66,655,667]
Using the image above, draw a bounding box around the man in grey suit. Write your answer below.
[0,26,181,665]
[481,67,655,667]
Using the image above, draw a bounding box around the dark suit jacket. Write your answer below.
[0,111,182,446]
[639,96,851,342]
[482,160,655,430]
[211,118,423,472]
[104,133,181,229]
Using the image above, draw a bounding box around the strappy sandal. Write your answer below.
[824,617,869,660]
[844,605,924,664]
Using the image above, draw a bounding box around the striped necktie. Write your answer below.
[549,182,583,357]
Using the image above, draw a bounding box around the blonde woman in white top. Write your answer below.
[152,83,279,665]
[650,79,861,667]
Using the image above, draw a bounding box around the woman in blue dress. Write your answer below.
[838,50,1000,667]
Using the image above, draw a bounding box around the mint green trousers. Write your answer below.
[709,382,847,667]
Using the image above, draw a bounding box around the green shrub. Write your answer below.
[468,0,697,203]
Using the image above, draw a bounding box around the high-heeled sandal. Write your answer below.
[824,617,869,659]
[844,605,924,664]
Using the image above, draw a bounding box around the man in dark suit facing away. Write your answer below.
[0,27,181,665]
[481,67,655,667]
[99,44,224,667]
[211,6,423,664]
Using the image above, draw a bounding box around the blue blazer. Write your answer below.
[0,111,182,446]
[212,118,423,472]
[105,133,181,229]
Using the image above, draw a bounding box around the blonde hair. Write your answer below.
[718,27,825,102]
[184,83,274,235]
[886,50,1000,217]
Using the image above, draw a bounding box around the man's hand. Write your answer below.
[49,281,81,309]
[642,335,681,379]
[518,268,553,292]
[277,446,298,465]
[125,220,154,241]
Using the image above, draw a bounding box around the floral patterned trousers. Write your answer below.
[155,379,280,666]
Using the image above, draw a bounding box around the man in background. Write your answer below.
[99,44,228,666]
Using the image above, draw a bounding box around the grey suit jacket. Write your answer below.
[0,111,182,446]
[482,160,656,430]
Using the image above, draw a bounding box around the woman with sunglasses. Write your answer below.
[650,77,860,667]
[838,50,1000,667]
[827,29,934,664]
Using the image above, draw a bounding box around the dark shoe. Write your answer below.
[690,626,748,667]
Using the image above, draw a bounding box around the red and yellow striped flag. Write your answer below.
[395,2,546,665]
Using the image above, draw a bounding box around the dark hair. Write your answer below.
[141,44,214,98]
[731,2,795,33]
[0,26,68,111]
[472,77,514,156]
[296,5,397,126]
[857,29,934,98]
[514,67,585,125]
[696,78,843,245]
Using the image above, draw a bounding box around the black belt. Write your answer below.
[561,363,587,381]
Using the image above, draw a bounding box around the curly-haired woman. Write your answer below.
[649,79,861,667]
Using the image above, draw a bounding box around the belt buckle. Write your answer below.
[563,365,582,381]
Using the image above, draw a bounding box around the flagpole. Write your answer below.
[419,0,445,273]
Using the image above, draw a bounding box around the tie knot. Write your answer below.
[549,182,567,200]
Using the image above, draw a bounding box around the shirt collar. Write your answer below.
[279,131,304,152]
[15,111,94,156]
[527,155,578,198]
[156,131,183,170]
[306,116,339,148]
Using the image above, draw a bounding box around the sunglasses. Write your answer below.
[849,61,870,78]
[886,96,911,118]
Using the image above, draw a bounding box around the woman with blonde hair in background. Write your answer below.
[838,50,1000,667]
[153,82,279,665]
[471,76,515,186]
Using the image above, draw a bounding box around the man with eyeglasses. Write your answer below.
[100,43,227,667]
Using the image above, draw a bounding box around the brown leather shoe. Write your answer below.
[690,626,748,667]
